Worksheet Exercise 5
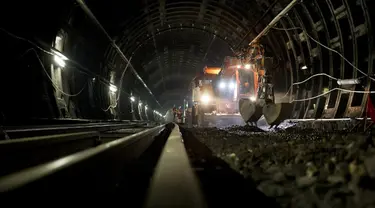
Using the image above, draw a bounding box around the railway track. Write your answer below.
[0,121,155,177]
[0,122,278,207]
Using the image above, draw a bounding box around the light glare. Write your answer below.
[54,55,66,68]
[201,94,210,104]
[219,82,226,89]
[109,84,117,93]
[229,82,236,89]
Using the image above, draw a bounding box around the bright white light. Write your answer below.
[245,64,251,69]
[219,82,226,89]
[145,105,148,111]
[52,50,68,68]
[250,96,256,102]
[337,78,360,85]
[201,94,210,104]
[130,96,135,102]
[301,65,308,70]
[139,102,143,106]
[236,65,241,69]
[54,55,66,68]
[229,82,236,89]
[109,84,117,93]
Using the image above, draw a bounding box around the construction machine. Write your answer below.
[191,66,245,127]
[236,42,293,126]
[191,42,291,127]
[191,67,218,126]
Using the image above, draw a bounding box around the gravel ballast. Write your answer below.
[191,125,375,208]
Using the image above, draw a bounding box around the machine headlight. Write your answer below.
[229,82,236,89]
[250,96,256,102]
[219,82,226,89]
[201,94,211,104]
[245,64,251,69]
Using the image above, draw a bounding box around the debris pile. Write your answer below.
[192,126,375,207]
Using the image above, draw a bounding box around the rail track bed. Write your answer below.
[192,124,375,208]
[3,120,373,207]
[0,123,278,207]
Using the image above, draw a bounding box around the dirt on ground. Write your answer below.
[191,125,375,208]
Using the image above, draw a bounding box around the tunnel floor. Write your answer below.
[188,123,375,208]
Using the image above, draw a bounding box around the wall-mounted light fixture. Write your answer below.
[52,49,68,68]
[301,65,308,70]
[337,78,361,86]
[109,84,117,93]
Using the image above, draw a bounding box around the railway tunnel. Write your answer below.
[1,0,375,206]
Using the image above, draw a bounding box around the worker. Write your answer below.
[172,105,177,121]
[177,106,183,123]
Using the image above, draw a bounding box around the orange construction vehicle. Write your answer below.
[236,42,292,126]
[191,67,218,126]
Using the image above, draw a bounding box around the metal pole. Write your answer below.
[249,0,300,45]
[235,0,279,50]
[75,0,161,107]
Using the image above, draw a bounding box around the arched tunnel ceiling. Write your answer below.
[86,0,283,106]
[84,0,374,119]
[2,0,374,122]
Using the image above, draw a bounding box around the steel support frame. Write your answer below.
[264,0,372,119]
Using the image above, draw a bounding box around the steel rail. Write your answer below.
[0,124,165,193]
[286,14,307,119]
[0,131,101,177]
[145,124,205,208]
[3,123,144,139]
[0,131,99,149]
[322,0,346,118]
[310,0,335,119]
[299,2,325,119]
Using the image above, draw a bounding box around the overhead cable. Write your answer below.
[272,26,375,82]
[0,27,121,91]
[271,25,375,103]
[32,49,87,97]
[75,0,161,108]
[0,27,134,110]
[279,73,339,100]
[292,88,375,102]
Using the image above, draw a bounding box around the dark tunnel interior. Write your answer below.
[0,0,374,123]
